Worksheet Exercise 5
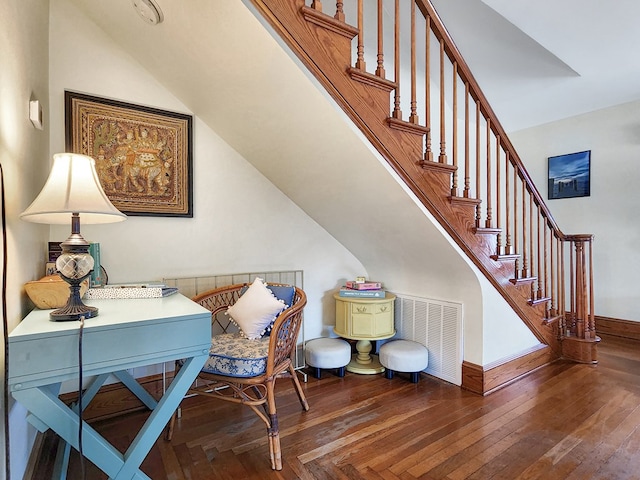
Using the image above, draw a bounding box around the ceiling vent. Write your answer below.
[132,0,164,25]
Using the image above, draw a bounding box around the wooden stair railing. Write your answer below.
[251,0,597,363]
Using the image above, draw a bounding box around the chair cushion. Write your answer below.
[226,277,287,339]
[202,333,269,377]
[239,283,295,337]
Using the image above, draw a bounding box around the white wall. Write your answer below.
[1,1,51,478]
[510,100,640,323]
[48,0,367,340]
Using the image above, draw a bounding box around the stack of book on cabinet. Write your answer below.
[339,278,386,298]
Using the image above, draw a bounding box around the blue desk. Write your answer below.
[9,294,211,480]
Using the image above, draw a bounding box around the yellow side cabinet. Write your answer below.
[333,292,396,374]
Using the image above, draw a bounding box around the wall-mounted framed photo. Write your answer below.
[547,150,591,200]
[65,91,193,217]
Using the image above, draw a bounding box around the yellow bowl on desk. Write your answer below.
[24,274,90,309]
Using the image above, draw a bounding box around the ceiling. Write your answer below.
[431,0,640,131]
[69,0,640,133]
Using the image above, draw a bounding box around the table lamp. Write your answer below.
[20,153,126,321]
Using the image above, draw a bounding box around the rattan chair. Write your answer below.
[165,282,309,470]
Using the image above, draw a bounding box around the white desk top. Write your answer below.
[9,294,211,391]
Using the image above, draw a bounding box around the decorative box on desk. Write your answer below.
[333,292,396,374]
[8,294,211,480]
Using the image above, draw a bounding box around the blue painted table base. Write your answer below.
[14,356,206,480]
[8,295,212,480]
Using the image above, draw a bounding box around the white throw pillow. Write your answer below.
[226,277,286,340]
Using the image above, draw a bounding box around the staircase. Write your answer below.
[249,0,598,367]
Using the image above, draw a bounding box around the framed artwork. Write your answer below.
[547,150,591,200]
[65,91,193,217]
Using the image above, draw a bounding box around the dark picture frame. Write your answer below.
[547,150,591,200]
[65,91,193,217]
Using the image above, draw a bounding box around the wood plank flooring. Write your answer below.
[31,334,640,479]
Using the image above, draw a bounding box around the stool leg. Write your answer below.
[312,367,322,379]
[336,366,345,377]
[410,372,419,383]
[385,369,394,379]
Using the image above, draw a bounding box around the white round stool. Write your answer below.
[305,337,351,379]
[379,340,429,383]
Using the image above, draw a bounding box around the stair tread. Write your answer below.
[420,159,457,174]
[387,117,429,135]
[450,195,480,207]
[510,276,537,285]
[301,5,358,39]
[348,67,396,92]
[529,296,551,306]
[490,253,520,262]
[543,315,563,326]
[474,226,501,234]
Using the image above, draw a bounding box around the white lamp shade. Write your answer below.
[20,153,126,224]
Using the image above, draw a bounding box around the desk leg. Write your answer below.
[13,386,141,479]
[55,370,156,479]
[13,354,207,480]
[52,440,71,480]
[79,373,111,409]
[49,373,110,480]
[113,354,207,480]
[113,370,158,410]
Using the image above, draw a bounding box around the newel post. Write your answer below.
[562,234,599,363]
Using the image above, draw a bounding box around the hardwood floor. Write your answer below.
[32,334,640,479]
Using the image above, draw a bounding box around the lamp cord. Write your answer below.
[1,163,11,480]
[78,315,85,479]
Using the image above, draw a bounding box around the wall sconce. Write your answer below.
[20,153,126,321]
